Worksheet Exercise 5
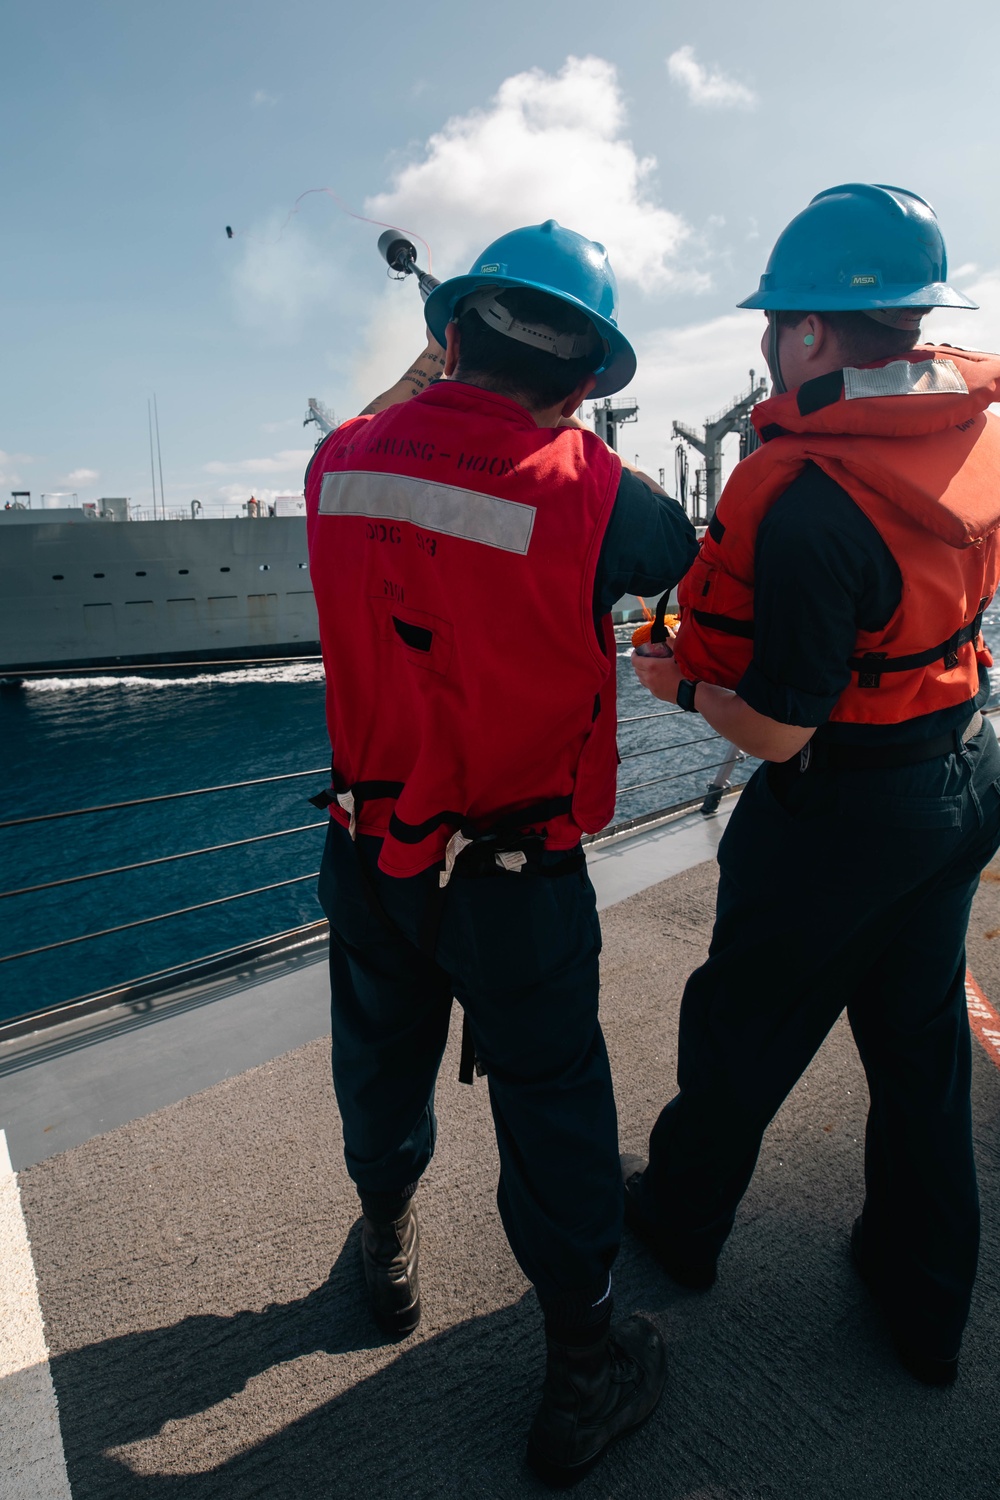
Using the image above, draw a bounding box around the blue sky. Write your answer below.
[3,0,999,513]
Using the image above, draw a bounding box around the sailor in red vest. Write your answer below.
[305,221,697,1484]
[624,184,1000,1388]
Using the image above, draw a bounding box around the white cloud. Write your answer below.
[347,55,715,414]
[926,270,1000,357]
[229,55,722,414]
[350,288,431,420]
[203,448,312,477]
[252,90,278,107]
[364,55,701,295]
[667,46,757,110]
[65,467,99,483]
[229,215,341,337]
[0,449,32,487]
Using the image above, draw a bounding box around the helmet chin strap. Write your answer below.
[767,312,787,395]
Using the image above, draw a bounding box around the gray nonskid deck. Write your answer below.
[13,853,1000,1499]
[0,802,733,1173]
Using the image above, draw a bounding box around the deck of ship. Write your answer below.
[3,803,1000,1499]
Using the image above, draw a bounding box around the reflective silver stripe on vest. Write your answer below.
[844,359,969,401]
[319,471,536,555]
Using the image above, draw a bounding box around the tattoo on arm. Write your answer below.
[358,346,446,416]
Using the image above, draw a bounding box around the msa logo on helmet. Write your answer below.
[479,262,503,274]
[851,273,880,286]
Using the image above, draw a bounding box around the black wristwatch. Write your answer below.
[676,678,700,713]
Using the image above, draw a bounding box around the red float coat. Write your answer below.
[305,381,622,877]
[672,346,1000,724]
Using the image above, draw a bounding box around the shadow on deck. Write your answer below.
[17,858,1000,1499]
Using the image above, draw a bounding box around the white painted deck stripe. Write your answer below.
[0,1128,73,1500]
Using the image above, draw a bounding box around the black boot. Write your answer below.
[621,1153,717,1291]
[526,1315,667,1488]
[850,1217,959,1386]
[360,1197,421,1339]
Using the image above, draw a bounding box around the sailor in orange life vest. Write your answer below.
[624,183,1000,1387]
[305,221,697,1485]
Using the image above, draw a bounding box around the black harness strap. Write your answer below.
[388,794,574,846]
[848,599,989,687]
[691,609,755,640]
[707,511,726,544]
[350,778,407,802]
[684,595,991,687]
[309,778,404,810]
[650,591,672,646]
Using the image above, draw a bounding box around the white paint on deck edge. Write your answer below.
[0,1128,73,1500]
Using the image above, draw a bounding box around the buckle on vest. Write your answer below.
[856,652,887,689]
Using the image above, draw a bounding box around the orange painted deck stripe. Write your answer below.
[965,971,1000,1071]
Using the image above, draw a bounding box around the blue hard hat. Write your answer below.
[739,183,978,313]
[424,220,636,398]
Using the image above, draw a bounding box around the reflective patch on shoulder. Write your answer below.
[319,471,536,554]
[844,359,969,400]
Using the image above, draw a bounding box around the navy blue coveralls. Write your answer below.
[318,469,697,1334]
[637,463,1000,1357]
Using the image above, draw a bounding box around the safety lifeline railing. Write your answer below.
[613,707,747,819]
[0,720,749,1039]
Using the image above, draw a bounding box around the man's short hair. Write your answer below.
[455,287,602,409]
[775,308,921,365]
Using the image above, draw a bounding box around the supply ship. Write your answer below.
[0,494,319,676]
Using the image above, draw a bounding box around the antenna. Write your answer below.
[147,399,158,519]
[154,394,165,517]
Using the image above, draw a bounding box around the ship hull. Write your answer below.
[0,515,320,672]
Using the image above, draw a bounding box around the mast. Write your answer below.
[154,394,166,518]
[304,398,337,436]
[147,399,159,519]
[672,371,768,518]
[591,397,638,452]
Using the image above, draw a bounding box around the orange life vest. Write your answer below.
[673,346,1000,724]
[305,381,621,877]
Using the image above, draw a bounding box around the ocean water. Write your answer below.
[0,660,332,1025]
[17,605,998,1030]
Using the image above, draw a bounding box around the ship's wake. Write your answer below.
[23,661,326,692]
